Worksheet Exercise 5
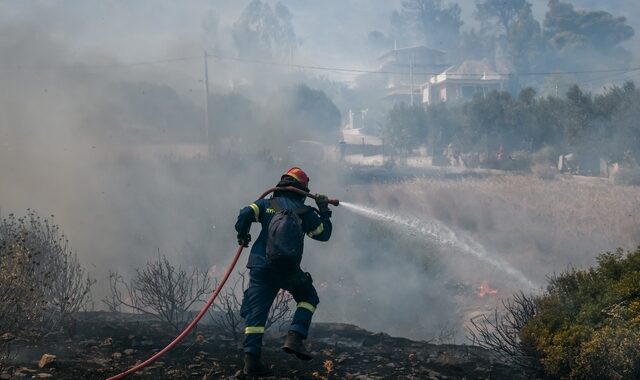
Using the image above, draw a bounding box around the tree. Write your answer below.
[384,103,428,153]
[394,0,463,50]
[463,90,516,152]
[476,0,529,35]
[458,28,496,62]
[232,0,297,60]
[598,82,640,163]
[424,102,465,155]
[564,84,594,151]
[505,5,543,75]
[288,84,342,142]
[475,1,542,77]
[544,0,634,68]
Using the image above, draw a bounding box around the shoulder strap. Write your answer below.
[270,198,309,215]
[293,206,312,215]
[269,198,281,212]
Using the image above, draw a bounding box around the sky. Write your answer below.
[1,0,637,84]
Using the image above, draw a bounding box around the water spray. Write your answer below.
[106,186,338,380]
[108,189,534,379]
[340,201,537,289]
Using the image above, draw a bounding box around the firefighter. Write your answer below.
[235,167,333,377]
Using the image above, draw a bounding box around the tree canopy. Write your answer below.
[393,0,463,50]
[232,0,297,60]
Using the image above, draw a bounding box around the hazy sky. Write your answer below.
[1,0,636,81]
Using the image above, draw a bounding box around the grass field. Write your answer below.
[350,174,640,287]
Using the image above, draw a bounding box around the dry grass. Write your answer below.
[354,174,640,285]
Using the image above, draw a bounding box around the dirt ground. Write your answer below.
[1,312,531,380]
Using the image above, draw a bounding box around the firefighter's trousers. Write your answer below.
[240,266,319,356]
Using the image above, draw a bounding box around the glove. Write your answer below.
[314,194,330,212]
[237,233,251,247]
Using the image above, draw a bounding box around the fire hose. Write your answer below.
[107,187,338,379]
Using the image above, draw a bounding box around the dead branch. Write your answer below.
[266,289,294,331]
[103,253,212,331]
[209,272,245,343]
[467,291,540,372]
[208,271,294,342]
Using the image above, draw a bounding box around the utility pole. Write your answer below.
[203,51,211,158]
[410,53,414,106]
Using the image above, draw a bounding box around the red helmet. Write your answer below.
[282,167,309,189]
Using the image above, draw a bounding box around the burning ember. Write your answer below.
[476,281,498,298]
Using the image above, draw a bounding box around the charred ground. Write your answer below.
[1,312,527,380]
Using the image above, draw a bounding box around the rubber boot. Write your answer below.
[242,353,272,378]
[282,331,313,361]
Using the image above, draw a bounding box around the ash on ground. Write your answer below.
[1,312,532,379]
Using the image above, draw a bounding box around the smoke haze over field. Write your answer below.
[1,0,640,341]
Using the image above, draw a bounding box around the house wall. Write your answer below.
[424,81,503,104]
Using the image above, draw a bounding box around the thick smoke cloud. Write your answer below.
[1,0,639,342]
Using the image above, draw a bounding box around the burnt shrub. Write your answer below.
[468,292,541,374]
[207,271,293,343]
[103,253,213,331]
[0,211,94,338]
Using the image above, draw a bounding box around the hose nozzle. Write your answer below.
[328,199,340,207]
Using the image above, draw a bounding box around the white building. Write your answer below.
[422,60,505,105]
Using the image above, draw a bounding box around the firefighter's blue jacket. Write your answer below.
[235,195,332,268]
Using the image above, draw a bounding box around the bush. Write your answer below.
[0,211,94,338]
[573,326,640,379]
[471,247,640,379]
[207,271,293,343]
[104,253,212,331]
[521,247,640,379]
[498,151,532,172]
[614,167,640,186]
[468,292,542,374]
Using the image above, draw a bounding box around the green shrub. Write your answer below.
[472,247,640,379]
[573,326,640,380]
[520,247,640,379]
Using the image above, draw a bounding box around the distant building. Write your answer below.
[340,127,383,157]
[421,60,505,105]
[377,45,448,105]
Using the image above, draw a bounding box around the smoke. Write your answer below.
[1,0,639,343]
[340,201,537,289]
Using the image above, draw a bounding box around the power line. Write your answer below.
[1,51,639,79]
[0,55,203,71]
[207,53,640,78]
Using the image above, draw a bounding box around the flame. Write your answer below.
[477,281,498,297]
